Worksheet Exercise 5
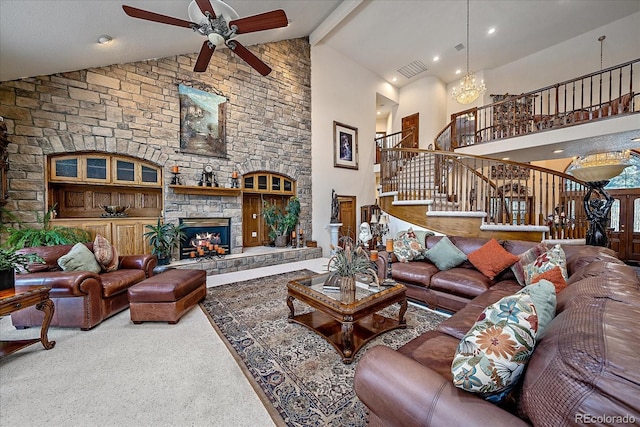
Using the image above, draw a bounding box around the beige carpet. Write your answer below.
[0,303,274,427]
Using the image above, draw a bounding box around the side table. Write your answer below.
[0,286,56,358]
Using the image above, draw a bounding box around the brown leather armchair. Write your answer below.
[12,244,156,330]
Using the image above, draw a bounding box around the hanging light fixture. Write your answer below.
[452,0,486,105]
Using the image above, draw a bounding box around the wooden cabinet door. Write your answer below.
[112,221,142,256]
[242,194,263,247]
[83,222,112,242]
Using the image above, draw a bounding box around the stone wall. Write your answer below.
[0,38,312,253]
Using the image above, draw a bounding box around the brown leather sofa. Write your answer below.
[356,237,640,426]
[376,235,615,313]
[12,244,156,330]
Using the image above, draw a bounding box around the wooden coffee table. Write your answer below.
[0,286,56,358]
[287,273,406,364]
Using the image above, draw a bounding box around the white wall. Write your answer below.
[311,43,398,255]
[393,76,448,148]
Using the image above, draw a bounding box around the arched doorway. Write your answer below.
[241,172,296,247]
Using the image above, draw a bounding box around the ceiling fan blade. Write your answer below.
[122,5,195,28]
[194,41,215,72]
[229,10,288,34]
[195,0,216,18]
[229,41,272,76]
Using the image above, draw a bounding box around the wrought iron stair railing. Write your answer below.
[380,148,589,240]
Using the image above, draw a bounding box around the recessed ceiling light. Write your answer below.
[553,149,564,153]
[97,35,113,45]
[502,157,510,160]
[433,56,439,62]
[392,77,397,82]
[377,111,381,115]
[488,27,496,35]
[455,69,462,75]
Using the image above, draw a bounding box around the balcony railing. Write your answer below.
[374,127,416,163]
[436,58,638,150]
[380,148,589,239]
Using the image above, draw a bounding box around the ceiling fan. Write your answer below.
[122,0,288,76]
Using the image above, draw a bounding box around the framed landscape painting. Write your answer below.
[179,84,227,157]
[333,121,359,170]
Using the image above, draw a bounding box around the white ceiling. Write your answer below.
[1,0,638,84]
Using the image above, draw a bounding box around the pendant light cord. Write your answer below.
[466,0,470,74]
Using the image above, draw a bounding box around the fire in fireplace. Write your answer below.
[179,218,231,259]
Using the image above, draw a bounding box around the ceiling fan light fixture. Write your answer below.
[207,32,226,47]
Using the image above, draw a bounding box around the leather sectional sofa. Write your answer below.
[357,236,640,425]
[12,244,156,330]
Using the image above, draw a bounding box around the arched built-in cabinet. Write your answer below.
[48,153,162,255]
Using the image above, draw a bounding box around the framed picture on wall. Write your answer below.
[333,121,359,170]
[178,83,227,157]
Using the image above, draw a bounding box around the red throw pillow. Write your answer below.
[468,238,520,280]
[531,266,567,293]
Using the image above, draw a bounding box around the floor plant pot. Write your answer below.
[0,268,15,291]
[274,235,287,248]
[340,276,356,304]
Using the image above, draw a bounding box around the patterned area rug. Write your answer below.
[200,270,447,427]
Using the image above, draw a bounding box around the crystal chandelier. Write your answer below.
[452,0,486,105]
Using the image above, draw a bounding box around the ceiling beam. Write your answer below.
[309,0,364,46]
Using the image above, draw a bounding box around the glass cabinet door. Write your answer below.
[85,156,109,182]
[141,165,160,185]
[50,157,80,181]
[114,159,136,183]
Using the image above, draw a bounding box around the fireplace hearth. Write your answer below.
[179,218,231,259]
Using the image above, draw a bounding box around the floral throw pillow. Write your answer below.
[511,242,548,286]
[393,228,426,262]
[451,292,538,402]
[523,244,568,285]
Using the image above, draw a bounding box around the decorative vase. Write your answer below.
[340,275,356,304]
[274,235,287,248]
[0,268,15,291]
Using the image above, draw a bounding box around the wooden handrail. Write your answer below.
[380,148,589,240]
[436,58,638,150]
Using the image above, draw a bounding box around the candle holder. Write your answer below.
[291,231,297,248]
[170,171,181,185]
[382,239,395,286]
[231,177,239,188]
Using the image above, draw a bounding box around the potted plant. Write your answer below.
[327,236,379,303]
[262,196,300,247]
[143,218,186,265]
[4,204,90,249]
[0,248,43,291]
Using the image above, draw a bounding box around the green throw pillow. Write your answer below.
[517,280,556,338]
[425,236,467,270]
[58,243,101,273]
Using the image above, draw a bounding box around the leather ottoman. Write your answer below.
[128,269,207,324]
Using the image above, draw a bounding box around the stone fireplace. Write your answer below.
[179,218,231,260]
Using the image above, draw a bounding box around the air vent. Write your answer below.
[455,43,465,51]
[397,60,428,79]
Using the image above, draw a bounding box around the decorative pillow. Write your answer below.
[452,292,538,402]
[468,238,520,280]
[522,245,568,285]
[93,234,119,272]
[58,243,101,273]
[517,280,556,337]
[530,266,567,294]
[425,236,468,271]
[393,228,426,262]
[511,242,548,286]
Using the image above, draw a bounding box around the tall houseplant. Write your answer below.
[143,218,186,265]
[262,196,300,247]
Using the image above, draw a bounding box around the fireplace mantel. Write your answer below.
[169,185,241,196]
